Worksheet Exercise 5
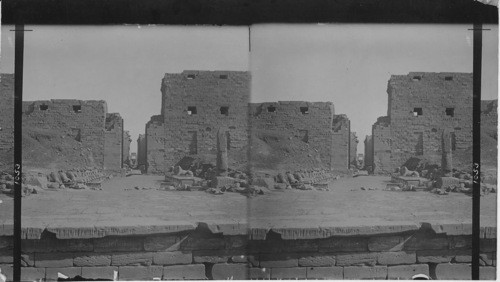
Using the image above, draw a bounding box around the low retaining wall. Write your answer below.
[0,224,496,281]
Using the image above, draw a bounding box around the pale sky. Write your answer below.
[251,24,499,152]
[1,24,498,154]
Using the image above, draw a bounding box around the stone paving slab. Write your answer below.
[0,175,496,238]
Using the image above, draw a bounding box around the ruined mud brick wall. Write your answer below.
[0,225,495,281]
[122,130,131,165]
[137,134,147,169]
[372,116,392,173]
[22,99,109,168]
[364,135,373,171]
[373,72,473,173]
[350,132,358,167]
[0,74,14,166]
[249,102,349,171]
[146,115,166,174]
[331,114,350,171]
[162,71,250,168]
[103,113,123,171]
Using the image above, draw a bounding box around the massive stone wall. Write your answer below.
[146,115,166,174]
[23,99,109,168]
[372,72,473,173]
[0,74,14,167]
[104,113,123,171]
[161,71,250,168]
[0,226,495,281]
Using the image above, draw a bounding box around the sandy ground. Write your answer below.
[0,175,496,233]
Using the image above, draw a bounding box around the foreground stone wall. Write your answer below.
[372,72,473,173]
[0,74,14,166]
[22,99,109,168]
[0,226,495,281]
[146,115,166,174]
[104,113,123,171]
[161,71,250,168]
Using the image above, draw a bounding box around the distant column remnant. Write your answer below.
[216,129,228,176]
[441,129,453,176]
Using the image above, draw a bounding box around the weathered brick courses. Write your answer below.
[162,71,250,168]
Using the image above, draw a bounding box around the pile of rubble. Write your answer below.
[0,168,112,197]
[384,159,496,196]
[267,169,340,191]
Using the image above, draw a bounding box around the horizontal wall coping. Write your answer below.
[0,220,495,239]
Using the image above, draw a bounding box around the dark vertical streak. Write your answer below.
[13,24,25,282]
[471,22,482,281]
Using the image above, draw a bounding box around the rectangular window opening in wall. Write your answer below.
[300,107,309,114]
[445,76,453,81]
[188,131,197,154]
[187,74,195,79]
[413,108,423,116]
[187,106,197,115]
[220,74,228,79]
[412,76,422,81]
[220,106,229,116]
[267,106,276,113]
[445,108,455,117]
[39,104,48,111]
[73,105,82,113]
